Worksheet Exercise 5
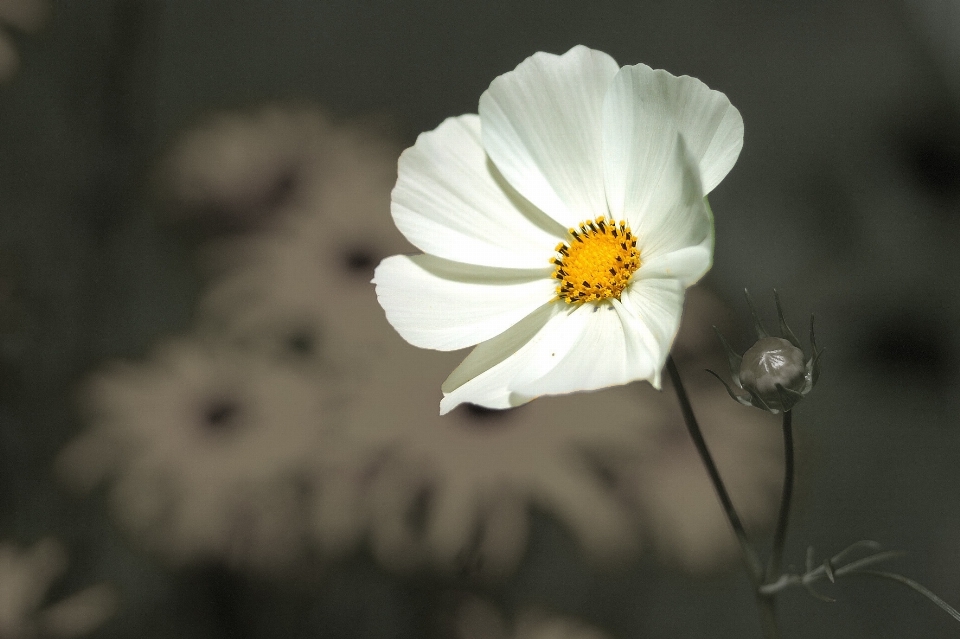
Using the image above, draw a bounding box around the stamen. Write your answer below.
[551,218,642,304]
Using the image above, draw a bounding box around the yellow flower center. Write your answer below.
[550,217,641,304]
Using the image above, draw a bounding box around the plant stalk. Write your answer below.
[769,410,794,583]
[665,356,777,638]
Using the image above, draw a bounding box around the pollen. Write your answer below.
[551,217,641,304]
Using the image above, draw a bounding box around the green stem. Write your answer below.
[769,410,794,582]
[665,356,775,638]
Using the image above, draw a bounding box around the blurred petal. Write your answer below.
[39,585,118,638]
[392,115,564,268]
[374,255,556,351]
[479,46,619,228]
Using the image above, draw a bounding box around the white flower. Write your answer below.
[374,45,743,413]
[55,337,343,572]
[0,538,117,639]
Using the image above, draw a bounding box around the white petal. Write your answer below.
[440,302,571,413]
[511,300,660,397]
[620,277,687,386]
[439,294,666,413]
[392,115,565,268]
[636,243,713,288]
[605,124,713,261]
[603,64,743,197]
[479,46,620,228]
[374,255,556,351]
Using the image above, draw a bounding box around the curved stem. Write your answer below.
[665,357,775,638]
[846,570,960,624]
[769,410,794,582]
[665,356,763,580]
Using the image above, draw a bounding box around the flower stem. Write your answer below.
[768,410,794,583]
[665,357,778,638]
[664,356,765,583]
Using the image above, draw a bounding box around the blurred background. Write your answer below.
[2,0,960,637]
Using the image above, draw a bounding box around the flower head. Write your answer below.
[373,46,743,413]
[710,290,822,413]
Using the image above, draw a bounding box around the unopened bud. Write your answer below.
[739,337,806,409]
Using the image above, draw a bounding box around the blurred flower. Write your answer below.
[158,105,399,235]
[374,44,743,413]
[56,337,350,572]
[195,208,407,377]
[353,344,646,578]
[0,538,117,639]
[455,598,610,639]
[158,105,328,232]
[0,0,46,83]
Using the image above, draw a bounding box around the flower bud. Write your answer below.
[738,337,806,410]
[709,290,821,414]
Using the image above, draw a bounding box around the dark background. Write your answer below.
[2,1,960,637]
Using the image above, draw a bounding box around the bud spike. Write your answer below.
[706,369,753,407]
[774,289,802,349]
[809,315,823,385]
[744,289,769,338]
[750,389,777,413]
[775,383,803,413]
[713,326,744,386]
[809,314,819,356]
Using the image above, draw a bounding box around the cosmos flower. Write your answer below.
[55,337,344,572]
[374,45,743,413]
[0,538,117,639]
[0,0,47,83]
